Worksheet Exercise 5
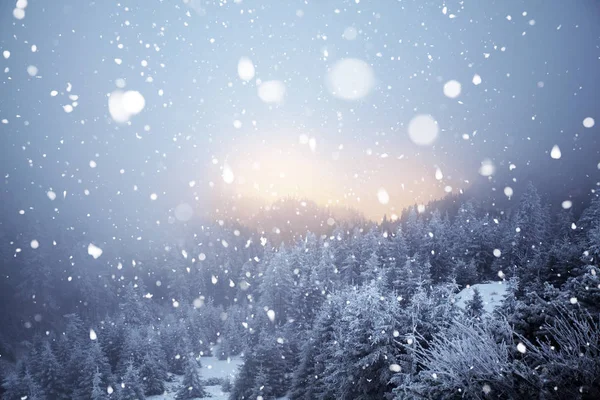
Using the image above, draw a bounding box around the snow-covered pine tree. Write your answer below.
[229,352,256,400]
[257,245,296,326]
[91,368,109,400]
[426,209,452,283]
[1,361,28,400]
[139,327,168,396]
[404,207,426,258]
[384,227,409,292]
[35,341,68,399]
[323,282,402,399]
[175,358,207,399]
[20,370,47,400]
[577,195,600,234]
[218,304,247,360]
[360,250,381,284]
[72,341,114,400]
[160,315,192,374]
[119,282,152,327]
[289,292,347,400]
[546,208,581,285]
[116,327,144,376]
[118,361,145,400]
[453,258,478,287]
[250,366,274,400]
[450,201,479,261]
[251,331,289,397]
[509,183,548,287]
[465,287,484,318]
[340,250,361,286]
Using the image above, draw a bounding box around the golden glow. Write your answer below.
[216,133,453,220]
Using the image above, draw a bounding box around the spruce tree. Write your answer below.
[218,305,246,360]
[340,251,361,286]
[453,258,478,287]
[577,195,600,234]
[405,207,426,257]
[323,283,402,399]
[73,341,114,400]
[175,358,207,399]
[465,287,484,318]
[119,361,145,400]
[91,368,109,400]
[509,183,548,286]
[451,201,478,261]
[257,246,296,326]
[35,341,67,399]
[20,371,46,400]
[290,293,347,400]
[250,366,274,400]
[140,352,166,396]
[160,316,191,374]
[229,353,256,400]
[250,331,289,397]
[119,281,152,326]
[360,251,381,283]
[1,361,27,400]
[426,209,452,283]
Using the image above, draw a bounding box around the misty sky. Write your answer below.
[1,0,599,229]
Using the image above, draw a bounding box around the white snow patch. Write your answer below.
[147,356,244,400]
[454,282,508,314]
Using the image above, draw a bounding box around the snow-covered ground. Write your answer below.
[147,355,243,400]
[199,355,244,381]
[454,282,509,313]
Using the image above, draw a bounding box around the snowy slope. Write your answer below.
[199,356,244,381]
[147,356,243,400]
[454,282,509,313]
